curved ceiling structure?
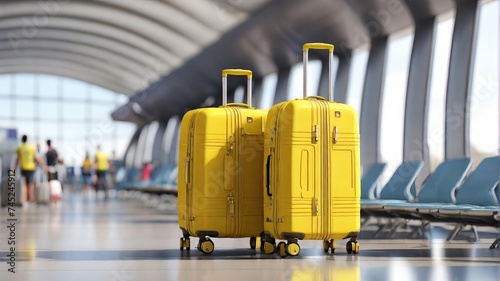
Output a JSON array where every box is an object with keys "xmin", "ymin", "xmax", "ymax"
[
  {"xmin": 112, "ymin": 0, "xmax": 454, "ymax": 123},
  {"xmin": 0, "ymin": 0, "xmax": 455, "ymax": 124},
  {"xmin": 0, "ymin": 0, "xmax": 269, "ymax": 95}
]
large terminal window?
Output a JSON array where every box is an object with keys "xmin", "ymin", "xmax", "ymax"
[
  {"xmin": 427, "ymin": 15, "xmax": 455, "ymax": 171},
  {"xmin": 259, "ymin": 73, "xmax": 278, "ymax": 109},
  {"xmin": 288, "ymin": 60, "xmax": 322, "ymax": 99},
  {"xmin": 469, "ymin": 1, "xmax": 499, "ymax": 166},
  {"xmin": 379, "ymin": 31, "xmax": 414, "ymax": 182},
  {"xmin": 346, "ymin": 48, "xmax": 369, "ymax": 119},
  {"xmin": 0, "ymin": 74, "xmax": 136, "ymax": 165}
]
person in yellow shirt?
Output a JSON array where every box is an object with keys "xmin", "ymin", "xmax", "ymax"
[
  {"xmin": 94, "ymin": 145, "xmax": 110, "ymax": 199},
  {"xmin": 14, "ymin": 135, "xmax": 46, "ymax": 204},
  {"xmin": 82, "ymin": 152, "xmax": 93, "ymax": 191}
]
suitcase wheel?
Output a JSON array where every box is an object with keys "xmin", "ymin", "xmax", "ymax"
[
  {"xmin": 263, "ymin": 241, "xmax": 276, "ymax": 255},
  {"xmin": 185, "ymin": 237, "xmax": 190, "ymax": 250},
  {"xmin": 250, "ymin": 237, "xmax": 259, "ymax": 250},
  {"xmin": 346, "ymin": 241, "xmax": 359, "ymax": 254},
  {"xmin": 277, "ymin": 242, "xmax": 287, "ymax": 258},
  {"xmin": 180, "ymin": 238, "xmax": 185, "ymax": 251},
  {"xmin": 286, "ymin": 242, "xmax": 300, "ymax": 257},
  {"xmin": 323, "ymin": 239, "xmax": 335, "ymax": 254},
  {"xmin": 197, "ymin": 237, "xmax": 214, "ymax": 254}
]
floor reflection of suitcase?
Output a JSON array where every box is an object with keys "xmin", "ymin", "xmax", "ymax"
[
  {"xmin": 178, "ymin": 69, "xmax": 267, "ymax": 254},
  {"xmin": 262, "ymin": 43, "xmax": 361, "ymax": 257},
  {"xmin": 35, "ymin": 169, "xmax": 50, "ymax": 205},
  {"xmin": 49, "ymin": 179, "xmax": 62, "ymax": 202}
]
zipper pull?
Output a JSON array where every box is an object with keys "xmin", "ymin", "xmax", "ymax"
[{"xmin": 313, "ymin": 198, "xmax": 319, "ymax": 216}]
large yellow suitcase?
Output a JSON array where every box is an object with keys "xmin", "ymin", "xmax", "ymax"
[
  {"xmin": 262, "ymin": 43, "xmax": 361, "ymax": 257},
  {"xmin": 178, "ymin": 69, "xmax": 267, "ymax": 254}
]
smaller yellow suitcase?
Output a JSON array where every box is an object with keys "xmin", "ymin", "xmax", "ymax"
[
  {"xmin": 262, "ymin": 43, "xmax": 361, "ymax": 257},
  {"xmin": 178, "ymin": 69, "xmax": 267, "ymax": 254}
]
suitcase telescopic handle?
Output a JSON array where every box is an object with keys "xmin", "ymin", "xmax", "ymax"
[
  {"xmin": 222, "ymin": 69, "xmax": 253, "ymax": 107},
  {"xmin": 303, "ymin": 43, "xmax": 334, "ymax": 101}
]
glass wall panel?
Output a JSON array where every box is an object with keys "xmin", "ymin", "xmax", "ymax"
[
  {"xmin": 0, "ymin": 75, "xmax": 11, "ymax": 95},
  {"xmin": 260, "ymin": 73, "xmax": 278, "ymax": 109},
  {"xmin": 39, "ymin": 75, "xmax": 59, "ymax": 98},
  {"xmin": 379, "ymin": 32, "xmax": 414, "ymax": 183},
  {"xmin": 346, "ymin": 49, "xmax": 369, "ymax": 118},
  {"xmin": 14, "ymin": 74, "xmax": 35, "ymax": 97},
  {"xmin": 61, "ymin": 78, "xmax": 87, "ymax": 100},
  {"xmin": 288, "ymin": 60, "xmax": 322, "ymax": 100},
  {"xmin": 39, "ymin": 100, "xmax": 59, "ymax": 121},
  {"xmin": 62, "ymin": 101, "xmax": 86, "ymax": 121},
  {"xmin": 427, "ymin": 16, "xmax": 455, "ymax": 171},
  {"xmin": 469, "ymin": 1, "xmax": 499, "ymax": 166},
  {"xmin": 15, "ymin": 98, "xmax": 36, "ymax": 119},
  {"xmin": 0, "ymin": 97, "xmax": 11, "ymax": 118}
]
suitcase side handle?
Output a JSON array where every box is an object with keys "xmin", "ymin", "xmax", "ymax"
[
  {"xmin": 222, "ymin": 69, "xmax": 253, "ymax": 107},
  {"xmin": 266, "ymin": 155, "xmax": 272, "ymax": 197},
  {"xmin": 302, "ymin": 43, "xmax": 334, "ymax": 101}
]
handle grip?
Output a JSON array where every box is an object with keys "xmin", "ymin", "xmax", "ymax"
[
  {"xmin": 303, "ymin": 43, "xmax": 335, "ymax": 101},
  {"xmin": 222, "ymin": 69, "xmax": 253, "ymax": 107},
  {"xmin": 303, "ymin": 43, "xmax": 334, "ymax": 52},
  {"xmin": 266, "ymin": 155, "xmax": 272, "ymax": 197},
  {"xmin": 222, "ymin": 69, "xmax": 253, "ymax": 79}
]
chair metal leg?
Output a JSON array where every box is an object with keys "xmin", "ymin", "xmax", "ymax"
[
  {"xmin": 408, "ymin": 221, "xmax": 429, "ymax": 238},
  {"xmin": 386, "ymin": 221, "xmax": 405, "ymax": 238},
  {"xmin": 469, "ymin": 225, "xmax": 479, "ymax": 243},
  {"xmin": 374, "ymin": 224, "xmax": 387, "ymax": 237},
  {"xmin": 489, "ymin": 238, "xmax": 500, "ymax": 249},
  {"xmin": 446, "ymin": 224, "xmax": 463, "ymax": 241}
]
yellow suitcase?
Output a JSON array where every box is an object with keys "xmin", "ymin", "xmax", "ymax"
[
  {"xmin": 262, "ymin": 43, "xmax": 361, "ymax": 257},
  {"xmin": 178, "ymin": 69, "xmax": 267, "ymax": 254}
]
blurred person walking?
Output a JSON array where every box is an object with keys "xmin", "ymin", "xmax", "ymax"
[
  {"xmin": 13, "ymin": 135, "xmax": 46, "ymax": 205},
  {"xmin": 45, "ymin": 139, "xmax": 62, "ymax": 181},
  {"xmin": 95, "ymin": 145, "xmax": 110, "ymax": 200},
  {"xmin": 82, "ymin": 152, "xmax": 93, "ymax": 194}
]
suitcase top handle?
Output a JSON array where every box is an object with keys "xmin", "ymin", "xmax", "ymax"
[
  {"xmin": 303, "ymin": 43, "xmax": 335, "ymax": 102},
  {"xmin": 222, "ymin": 69, "xmax": 253, "ymax": 107}
]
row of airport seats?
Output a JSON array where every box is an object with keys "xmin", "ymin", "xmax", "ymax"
[
  {"xmin": 361, "ymin": 156, "xmax": 500, "ymax": 249},
  {"xmin": 114, "ymin": 165, "xmax": 178, "ymax": 196}
]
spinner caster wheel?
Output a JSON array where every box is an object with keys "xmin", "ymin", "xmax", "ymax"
[
  {"xmin": 346, "ymin": 241, "xmax": 353, "ymax": 254},
  {"xmin": 185, "ymin": 237, "xmax": 190, "ymax": 250},
  {"xmin": 286, "ymin": 242, "xmax": 300, "ymax": 257},
  {"xmin": 352, "ymin": 241, "xmax": 359, "ymax": 254},
  {"xmin": 197, "ymin": 237, "xmax": 214, "ymax": 254},
  {"xmin": 180, "ymin": 237, "xmax": 185, "ymax": 251},
  {"xmin": 277, "ymin": 242, "xmax": 287, "ymax": 258},
  {"xmin": 259, "ymin": 237, "xmax": 265, "ymax": 252},
  {"xmin": 263, "ymin": 241, "xmax": 276, "ymax": 255},
  {"xmin": 346, "ymin": 241, "xmax": 359, "ymax": 254},
  {"xmin": 250, "ymin": 237, "xmax": 261, "ymax": 250},
  {"xmin": 323, "ymin": 240, "xmax": 330, "ymax": 253}
]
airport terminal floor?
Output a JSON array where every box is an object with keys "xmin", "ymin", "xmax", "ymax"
[{"xmin": 1, "ymin": 187, "xmax": 499, "ymax": 281}]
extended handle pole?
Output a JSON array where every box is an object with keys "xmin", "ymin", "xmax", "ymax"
[
  {"xmin": 222, "ymin": 69, "xmax": 253, "ymax": 106},
  {"xmin": 303, "ymin": 43, "xmax": 334, "ymax": 102}
]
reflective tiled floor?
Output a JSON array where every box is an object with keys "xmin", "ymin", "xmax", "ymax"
[{"xmin": 0, "ymin": 188, "xmax": 499, "ymax": 281}]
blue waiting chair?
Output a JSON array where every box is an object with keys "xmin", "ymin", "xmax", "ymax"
[
  {"xmin": 383, "ymin": 157, "xmax": 472, "ymax": 220},
  {"xmin": 361, "ymin": 163, "xmax": 387, "ymax": 200},
  {"xmin": 361, "ymin": 161, "xmax": 423, "ymax": 217},
  {"xmin": 432, "ymin": 156, "xmax": 499, "ymax": 225}
]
